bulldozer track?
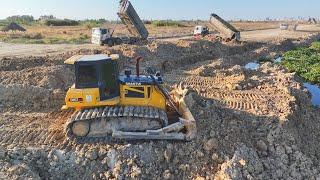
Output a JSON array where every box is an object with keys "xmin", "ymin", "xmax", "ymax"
[
  {"xmin": 0, "ymin": 105, "xmax": 186, "ymax": 151},
  {"xmin": 66, "ymin": 105, "xmax": 169, "ymax": 144}
]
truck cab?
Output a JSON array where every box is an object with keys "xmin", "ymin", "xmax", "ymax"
[
  {"xmin": 193, "ymin": 26, "xmax": 209, "ymax": 37},
  {"xmin": 91, "ymin": 28, "xmax": 112, "ymax": 45}
]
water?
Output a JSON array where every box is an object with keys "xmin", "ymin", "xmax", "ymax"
[
  {"xmin": 304, "ymin": 83, "xmax": 320, "ymax": 106},
  {"xmin": 274, "ymin": 57, "xmax": 283, "ymax": 63},
  {"xmin": 245, "ymin": 62, "xmax": 260, "ymax": 70}
]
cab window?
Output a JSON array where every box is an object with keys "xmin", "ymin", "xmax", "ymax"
[
  {"xmin": 101, "ymin": 29, "xmax": 107, "ymax": 34},
  {"xmin": 77, "ymin": 65, "xmax": 97, "ymax": 87}
]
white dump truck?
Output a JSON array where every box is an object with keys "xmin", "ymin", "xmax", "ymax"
[{"xmin": 92, "ymin": 0, "xmax": 149, "ymax": 46}]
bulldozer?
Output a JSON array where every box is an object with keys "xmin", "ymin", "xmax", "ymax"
[{"xmin": 62, "ymin": 54, "xmax": 196, "ymax": 142}]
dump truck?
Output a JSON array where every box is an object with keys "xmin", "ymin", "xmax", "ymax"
[
  {"xmin": 91, "ymin": 0, "xmax": 149, "ymax": 46},
  {"xmin": 209, "ymin": 13, "xmax": 240, "ymax": 41},
  {"xmin": 62, "ymin": 54, "xmax": 196, "ymax": 142}
]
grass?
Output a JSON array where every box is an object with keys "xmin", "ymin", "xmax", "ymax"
[
  {"xmin": 282, "ymin": 41, "xmax": 320, "ymax": 84},
  {"xmin": 0, "ymin": 32, "xmax": 90, "ymax": 44},
  {"xmin": 0, "ymin": 25, "xmax": 92, "ymax": 44},
  {"xmin": 151, "ymin": 20, "xmax": 186, "ymax": 27},
  {"xmin": 0, "ymin": 21, "xmax": 8, "ymax": 27},
  {"xmin": 81, "ymin": 20, "xmax": 104, "ymax": 30}
]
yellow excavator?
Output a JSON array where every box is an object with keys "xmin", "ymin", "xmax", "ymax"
[{"xmin": 62, "ymin": 54, "xmax": 196, "ymax": 142}]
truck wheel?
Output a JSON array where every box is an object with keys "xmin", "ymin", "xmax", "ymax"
[
  {"xmin": 115, "ymin": 38, "xmax": 122, "ymax": 45},
  {"xmin": 107, "ymin": 40, "xmax": 114, "ymax": 47}
]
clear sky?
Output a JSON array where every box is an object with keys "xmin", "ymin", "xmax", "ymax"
[{"xmin": 0, "ymin": 0, "xmax": 319, "ymax": 20}]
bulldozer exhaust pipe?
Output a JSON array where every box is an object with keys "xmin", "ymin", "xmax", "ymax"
[{"xmin": 135, "ymin": 56, "xmax": 143, "ymax": 77}]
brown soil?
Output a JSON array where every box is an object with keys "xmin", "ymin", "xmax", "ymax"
[{"xmin": 0, "ymin": 33, "xmax": 320, "ymax": 179}]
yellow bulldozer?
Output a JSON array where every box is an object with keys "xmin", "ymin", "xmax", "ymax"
[{"xmin": 62, "ymin": 54, "xmax": 196, "ymax": 142}]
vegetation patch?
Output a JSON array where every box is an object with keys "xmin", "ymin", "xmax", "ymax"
[
  {"xmin": 0, "ymin": 20, "xmax": 9, "ymax": 27},
  {"xmin": 0, "ymin": 33, "xmax": 90, "ymax": 44},
  {"xmin": 6, "ymin": 15, "xmax": 34, "ymax": 25},
  {"xmin": 81, "ymin": 19, "xmax": 107, "ymax": 29},
  {"xmin": 42, "ymin": 19, "xmax": 80, "ymax": 26},
  {"xmin": 282, "ymin": 41, "xmax": 320, "ymax": 84},
  {"xmin": 151, "ymin": 20, "xmax": 186, "ymax": 27}
]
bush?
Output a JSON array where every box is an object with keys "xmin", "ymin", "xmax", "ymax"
[
  {"xmin": 152, "ymin": 20, "xmax": 186, "ymax": 27},
  {"xmin": 0, "ymin": 20, "xmax": 8, "ymax": 27},
  {"xmin": 311, "ymin": 41, "xmax": 320, "ymax": 52},
  {"xmin": 43, "ymin": 19, "xmax": 80, "ymax": 26},
  {"xmin": 6, "ymin": 15, "xmax": 34, "ymax": 25},
  {"xmin": 81, "ymin": 19, "xmax": 106, "ymax": 29},
  {"xmin": 83, "ymin": 21, "xmax": 100, "ymax": 30},
  {"xmin": 282, "ymin": 44, "xmax": 320, "ymax": 84}
]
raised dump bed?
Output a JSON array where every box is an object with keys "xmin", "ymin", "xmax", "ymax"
[
  {"xmin": 118, "ymin": 0, "xmax": 149, "ymax": 39},
  {"xmin": 210, "ymin": 13, "xmax": 240, "ymax": 41}
]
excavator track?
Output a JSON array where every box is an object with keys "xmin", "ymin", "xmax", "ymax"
[{"xmin": 65, "ymin": 105, "xmax": 189, "ymax": 143}]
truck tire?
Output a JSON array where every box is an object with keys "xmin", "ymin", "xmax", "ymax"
[
  {"xmin": 115, "ymin": 38, "xmax": 123, "ymax": 45},
  {"xmin": 107, "ymin": 39, "xmax": 114, "ymax": 47}
]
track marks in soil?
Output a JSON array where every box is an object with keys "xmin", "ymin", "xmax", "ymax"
[
  {"xmin": 0, "ymin": 110, "xmax": 75, "ymax": 149},
  {"xmin": 166, "ymin": 74, "xmax": 290, "ymax": 115}
]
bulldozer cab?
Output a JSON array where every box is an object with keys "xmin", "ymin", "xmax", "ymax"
[{"xmin": 67, "ymin": 55, "xmax": 120, "ymax": 101}]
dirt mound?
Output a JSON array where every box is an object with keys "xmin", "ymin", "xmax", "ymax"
[
  {"xmin": 0, "ymin": 84, "xmax": 64, "ymax": 111},
  {"xmin": 0, "ymin": 65, "xmax": 74, "ymax": 90},
  {"xmin": 215, "ymin": 144, "xmax": 264, "ymax": 179}
]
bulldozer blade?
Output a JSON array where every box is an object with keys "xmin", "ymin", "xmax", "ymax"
[
  {"xmin": 112, "ymin": 131, "xmax": 186, "ymax": 140},
  {"xmin": 171, "ymin": 87, "xmax": 197, "ymax": 141}
]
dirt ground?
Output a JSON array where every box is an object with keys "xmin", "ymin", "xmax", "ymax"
[
  {"xmin": 1, "ymin": 23, "xmax": 320, "ymax": 179},
  {"xmin": 1, "ymin": 23, "xmax": 319, "ymax": 57}
]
